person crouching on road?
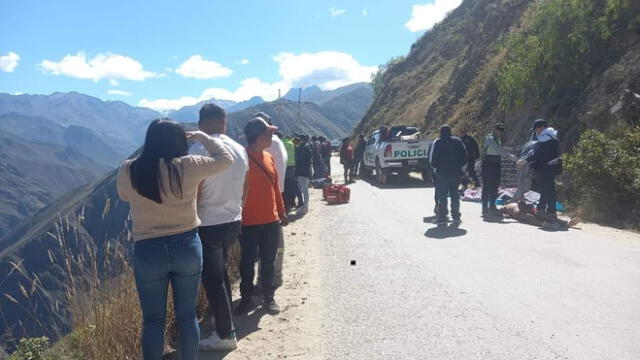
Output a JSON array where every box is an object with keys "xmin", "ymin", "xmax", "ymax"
[
  {"xmin": 339, "ymin": 137, "xmax": 355, "ymax": 184},
  {"xmin": 117, "ymin": 119, "xmax": 233, "ymax": 360},
  {"xmin": 527, "ymin": 119, "xmax": 562, "ymax": 225},
  {"xmin": 190, "ymin": 104, "xmax": 247, "ymax": 351},
  {"xmin": 236, "ymin": 117, "xmax": 289, "ymax": 316},
  {"xmin": 430, "ymin": 124, "xmax": 468, "ymax": 223}
]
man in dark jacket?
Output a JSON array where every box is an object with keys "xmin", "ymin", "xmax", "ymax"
[
  {"xmin": 430, "ymin": 124, "xmax": 468, "ymax": 223},
  {"xmin": 295, "ymin": 135, "xmax": 313, "ymax": 215},
  {"xmin": 527, "ymin": 119, "xmax": 561, "ymax": 223},
  {"xmin": 319, "ymin": 136, "xmax": 332, "ymax": 176},
  {"xmin": 459, "ymin": 128, "xmax": 480, "ymax": 190},
  {"xmin": 353, "ymin": 134, "xmax": 366, "ymax": 176}
]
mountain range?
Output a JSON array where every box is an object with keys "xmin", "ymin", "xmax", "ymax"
[{"xmin": 0, "ymin": 82, "xmax": 372, "ymax": 348}]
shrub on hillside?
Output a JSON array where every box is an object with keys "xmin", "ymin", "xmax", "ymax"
[
  {"xmin": 565, "ymin": 128, "xmax": 640, "ymax": 227},
  {"xmin": 8, "ymin": 337, "xmax": 52, "ymax": 360}
]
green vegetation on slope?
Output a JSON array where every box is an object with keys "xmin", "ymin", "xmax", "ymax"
[
  {"xmin": 497, "ymin": 0, "xmax": 639, "ymax": 112},
  {"xmin": 565, "ymin": 127, "xmax": 640, "ymax": 227}
]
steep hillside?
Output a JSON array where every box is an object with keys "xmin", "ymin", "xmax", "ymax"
[
  {"xmin": 319, "ymin": 84, "xmax": 373, "ymax": 132},
  {"xmin": 0, "ymin": 92, "xmax": 160, "ymax": 154},
  {"xmin": 357, "ymin": 0, "xmax": 640, "ymax": 150},
  {"xmin": 0, "ymin": 170, "xmax": 129, "ymax": 348},
  {"xmin": 0, "ymin": 135, "xmax": 107, "ymax": 239}
]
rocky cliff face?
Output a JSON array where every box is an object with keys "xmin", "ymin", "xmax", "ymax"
[{"xmin": 357, "ymin": 0, "xmax": 640, "ymax": 150}]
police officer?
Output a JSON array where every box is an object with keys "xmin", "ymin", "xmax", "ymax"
[{"xmin": 481, "ymin": 123, "xmax": 515, "ymax": 219}]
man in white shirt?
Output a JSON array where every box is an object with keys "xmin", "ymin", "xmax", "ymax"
[
  {"xmin": 192, "ymin": 104, "xmax": 248, "ymax": 351},
  {"xmin": 254, "ymin": 112, "xmax": 287, "ymax": 289}
]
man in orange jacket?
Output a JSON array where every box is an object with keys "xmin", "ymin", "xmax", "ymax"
[{"xmin": 235, "ymin": 117, "xmax": 289, "ymax": 316}]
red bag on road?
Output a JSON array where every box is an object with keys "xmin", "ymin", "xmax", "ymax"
[{"xmin": 324, "ymin": 184, "xmax": 351, "ymax": 205}]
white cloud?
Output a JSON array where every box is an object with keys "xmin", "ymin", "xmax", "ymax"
[
  {"xmin": 109, "ymin": 79, "xmax": 119, "ymax": 86},
  {"xmin": 405, "ymin": 0, "xmax": 463, "ymax": 32},
  {"xmin": 240, "ymin": 59, "xmax": 250, "ymax": 65},
  {"xmin": 39, "ymin": 52, "xmax": 157, "ymax": 81},
  {"xmin": 0, "ymin": 52, "xmax": 20, "ymax": 72},
  {"xmin": 13, "ymin": 91, "xmax": 24, "ymax": 95},
  {"xmin": 175, "ymin": 55, "xmax": 233, "ymax": 79},
  {"xmin": 362, "ymin": 9, "xmax": 368, "ymax": 17},
  {"xmin": 108, "ymin": 89, "xmax": 132, "ymax": 96},
  {"xmin": 329, "ymin": 7, "xmax": 346, "ymax": 17},
  {"xmin": 139, "ymin": 51, "xmax": 376, "ymax": 111}
]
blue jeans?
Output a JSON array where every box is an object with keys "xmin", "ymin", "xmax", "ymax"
[{"xmin": 134, "ymin": 230, "xmax": 203, "ymax": 360}]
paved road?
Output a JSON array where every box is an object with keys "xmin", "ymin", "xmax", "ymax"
[
  {"xmin": 310, "ymin": 170, "xmax": 640, "ymax": 359},
  {"xmin": 198, "ymin": 161, "xmax": 640, "ymax": 360}
]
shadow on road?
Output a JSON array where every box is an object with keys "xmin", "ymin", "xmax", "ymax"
[
  {"xmin": 424, "ymin": 223, "xmax": 468, "ymax": 239},
  {"xmin": 360, "ymin": 174, "xmax": 433, "ymax": 190}
]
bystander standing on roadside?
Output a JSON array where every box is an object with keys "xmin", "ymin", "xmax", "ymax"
[
  {"xmin": 353, "ymin": 134, "xmax": 366, "ymax": 177},
  {"xmin": 190, "ymin": 104, "xmax": 247, "ymax": 351},
  {"xmin": 117, "ymin": 119, "xmax": 233, "ymax": 360},
  {"xmin": 430, "ymin": 124, "xmax": 468, "ymax": 223},
  {"xmin": 527, "ymin": 119, "xmax": 562, "ymax": 227},
  {"xmin": 459, "ymin": 127, "xmax": 480, "ymax": 191},
  {"xmin": 235, "ymin": 118, "xmax": 289, "ymax": 316},
  {"xmin": 339, "ymin": 137, "xmax": 355, "ymax": 184},
  {"xmin": 295, "ymin": 135, "xmax": 313, "ymax": 216}
]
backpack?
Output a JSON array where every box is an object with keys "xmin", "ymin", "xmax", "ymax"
[{"xmin": 323, "ymin": 184, "xmax": 351, "ymax": 205}]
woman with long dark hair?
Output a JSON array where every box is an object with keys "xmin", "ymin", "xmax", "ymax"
[{"xmin": 117, "ymin": 118, "xmax": 232, "ymax": 360}]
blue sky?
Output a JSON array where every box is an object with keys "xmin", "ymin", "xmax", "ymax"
[{"xmin": 0, "ymin": 0, "xmax": 462, "ymax": 111}]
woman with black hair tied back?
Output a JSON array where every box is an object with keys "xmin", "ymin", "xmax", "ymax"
[{"xmin": 116, "ymin": 118, "xmax": 233, "ymax": 360}]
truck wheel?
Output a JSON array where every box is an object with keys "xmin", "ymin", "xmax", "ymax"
[
  {"xmin": 375, "ymin": 158, "xmax": 387, "ymax": 185},
  {"xmin": 421, "ymin": 168, "xmax": 433, "ymax": 184}
]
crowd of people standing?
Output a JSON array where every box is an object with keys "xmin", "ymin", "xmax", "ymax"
[
  {"xmin": 117, "ymin": 104, "xmax": 338, "ymax": 359},
  {"xmin": 429, "ymin": 119, "xmax": 564, "ymax": 228}
]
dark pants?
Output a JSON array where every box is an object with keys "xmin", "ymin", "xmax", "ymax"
[
  {"xmin": 435, "ymin": 174, "xmax": 461, "ymax": 220},
  {"xmin": 481, "ymin": 161, "xmax": 501, "ymax": 213},
  {"xmin": 324, "ymin": 156, "xmax": 331, "ymax": 176},
  {"xmin": 239, "ymin": 222, "xmax": 280, "ymax": 301},
  {"xmin": 198, "ymin": 221, "xmax": 240, "ymax": 339},
  {"xmin": 353, "ymin": 156, "xmax": 364, "ymax": 176},
  {"xmin": 462, "ymin": 161, "xmax": 480, "ymax": 189},
  {"xmin": 536, "ymin": 169, "xmax": 557, "ymax": 216},
  {"xmin": 283, "ymin": 166, "xmax": 298, "ymax": 210},
  {"xmin": 343, "ymin": 162, "xmax": 354, "ymax": 183}
]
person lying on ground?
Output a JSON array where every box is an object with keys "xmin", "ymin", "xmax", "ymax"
[{"xmin": 501, "ymin": 202, "xmax": 581, "ymax": 231}]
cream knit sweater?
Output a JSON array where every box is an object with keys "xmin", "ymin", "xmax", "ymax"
[{"xmin": 117, "ymin": 135, "xmax": 233, "ymax": 241}]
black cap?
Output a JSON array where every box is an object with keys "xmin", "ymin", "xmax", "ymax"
[
  {"xmin": 495, "ymin": 123, "xmax": 505, "ymax": 131},
  {"xmin": 244, "ymin": 117, "xmax": 277, "ymax": 139},
  {"xmin": 440, "ymin": 124, "xmax": 452, "ymax": 136},
  {"xmin": 530, "ymin": 119, "xmax": 547, "ymax": 131},
  {"xmin": 253, "ymin": 112, "xmax": 272, "ymax": 124}
]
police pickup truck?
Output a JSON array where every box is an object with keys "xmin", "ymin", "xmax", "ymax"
[{"xmin": 362, "ymin": 126, "xmax": 433, "ymax": 184}]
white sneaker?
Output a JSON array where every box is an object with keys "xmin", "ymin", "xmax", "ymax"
[{"xmin": 199, "ymin": 332, "xmax": 238, "ymax": 351}]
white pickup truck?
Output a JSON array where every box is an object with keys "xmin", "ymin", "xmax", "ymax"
[{"xmin": 362, "ymin": 126, "xmax": 433, "ymax": 184}]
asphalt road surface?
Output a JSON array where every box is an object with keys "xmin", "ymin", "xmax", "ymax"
[{"xmin": 200, "ymin": 161, "xmax": 640, "ymax": 360}]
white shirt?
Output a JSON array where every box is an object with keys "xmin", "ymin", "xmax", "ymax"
[
  {"xmin": 190, "ymin": 134, "xmax": 248, "ymax": 226},
  {"xmin": 266, "ymin": 135, "xmax": 287, "ymax": 192}
]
